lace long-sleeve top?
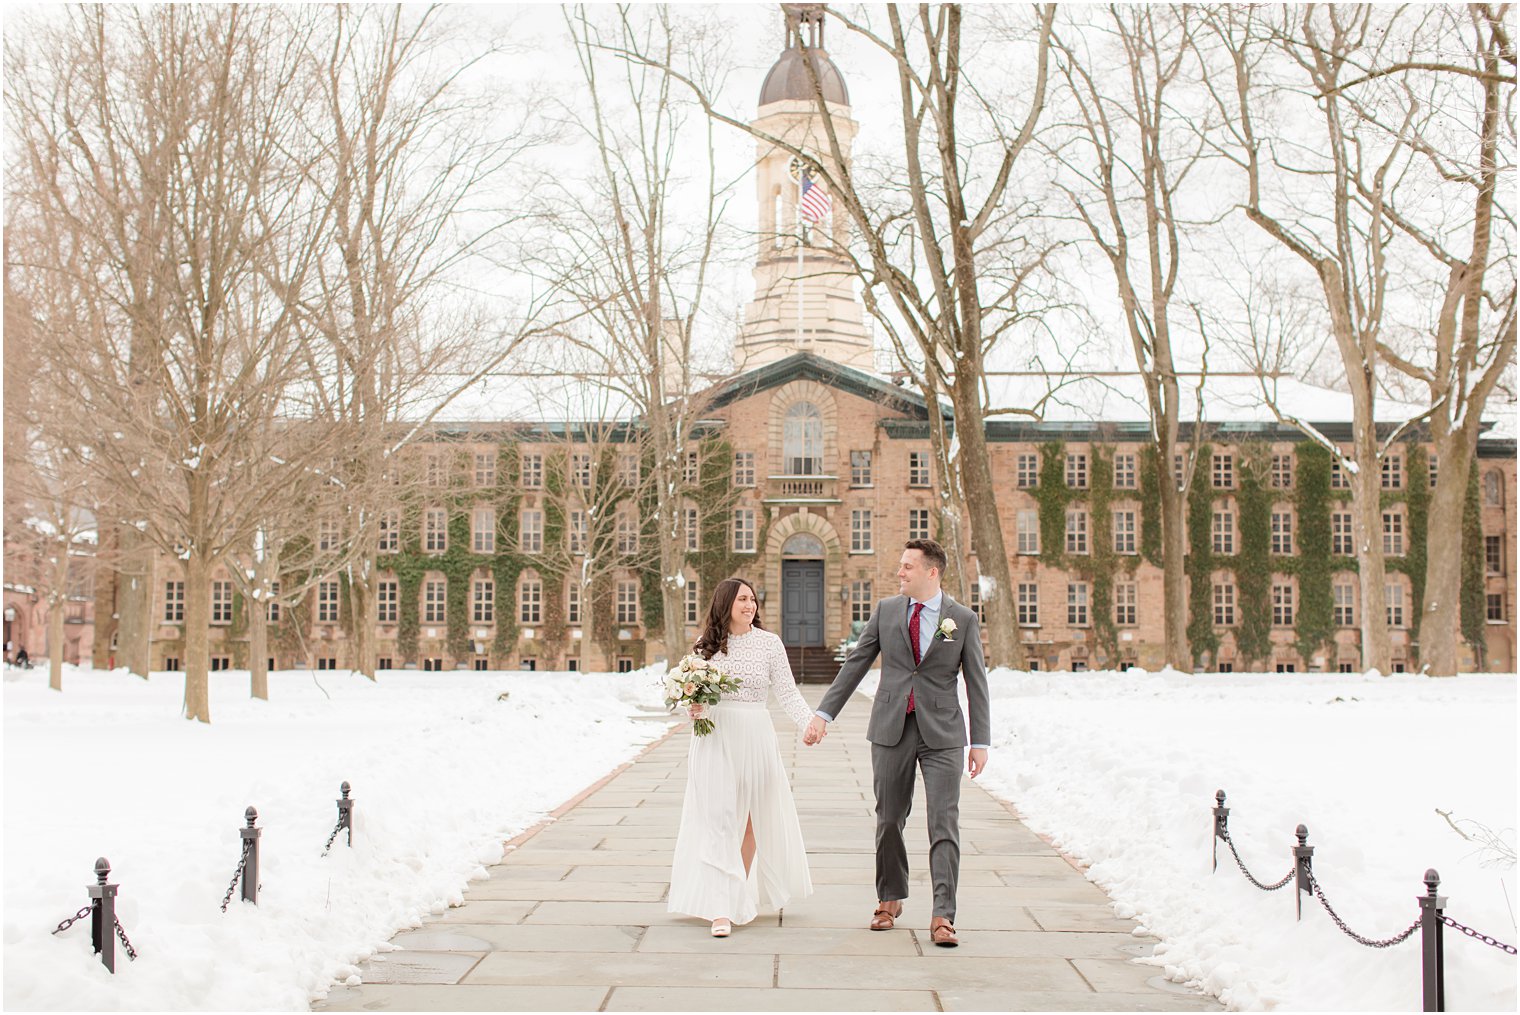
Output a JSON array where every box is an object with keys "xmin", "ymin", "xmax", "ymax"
[{"xmin": 707, "ymin": 627, "xmax": 814, "ymax": 730}]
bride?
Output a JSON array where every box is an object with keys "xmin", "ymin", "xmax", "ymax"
[{"xmin": 667, "ymin": 577, "xmax": 816, "ymax": 937}]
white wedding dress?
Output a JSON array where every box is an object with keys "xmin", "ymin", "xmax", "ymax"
[{"xmin": 667, "ymin": 627, "xmax": 814, "ymax": 925}]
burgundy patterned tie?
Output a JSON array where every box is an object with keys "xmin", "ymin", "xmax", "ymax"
[{"xmin": 907, "ymin": 602, "xmax": 924, "ymax": 714}]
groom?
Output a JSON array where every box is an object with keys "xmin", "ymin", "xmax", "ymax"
[{"xmin": 804, "ymin": 538, "xmax": 990, "ymax": 947}]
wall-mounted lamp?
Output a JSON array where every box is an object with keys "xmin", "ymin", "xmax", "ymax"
[
  {"xmin": 838, "ymin": 587, "xmax": 850, "ymax": 602},
  {"xmin": 756, "ymin": 586, "xmax": 767, "ymax": 604}
]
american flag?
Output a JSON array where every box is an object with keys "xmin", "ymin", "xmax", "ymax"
[{"xmin": 799, "ymin": 172, "xmax": 832, "ymax": 223}]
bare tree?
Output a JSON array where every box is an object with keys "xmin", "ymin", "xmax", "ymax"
[
  {"xmin": 6, "ymin": 6, "xmax": 350, "ymax": 721},
  {"xmin": 553, "ymin": 5, "xmax": 734, "ymax": 661},
  {"xmin": 1048, "ymin": 5, "xmax": 1218, "ymax": 669},
  {"xmin": 625, "ymin": 3, "xmax": 1060, "ymax": 668}
]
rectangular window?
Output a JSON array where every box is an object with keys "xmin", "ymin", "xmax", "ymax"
[
  {"xmin": 568, "ymin": 510, "xmax": 587, "ymax": 555},
  {"xmin": 208, "ymin": 656, "xmax": 232, "ymax": 672},
  {"xmin": 1276, "ymin": 662, "xmax": 1297, "ymax": 674},
  {"xmin": 1213, "ymin": 453, "xmax": 1234, "ymax": 489},
  {"xmin": 615, "ymin": 580, "xmax": 639, "ymax": 625},
  {"xmin": 519, "ymin": 578, "xmax": 541, "ymax": 625},
  {"xmin": 377, "ymin": 580, "xmax": 398, "ymax": 624},
  {"xmin": 473, "ymin": 507, "xmax": 496, "ymax": 554},
  {"xmin": 571, "ymin": 453, "xmax": 592, "ymax": 488},
  {"xmin": 968, "ymin": 580, "xmax": 983, "ymax": 622},
  {"xmin": 908, "ymin": 508, "xmax": 931, "ymax": 542},
  {"xmin": 1016, "ymin": 453, "xmax": 1039, "ymax": 489},
  {"xmin": 473, "ymin": 578, "xmax": 494, "ymax": 624},
  {"xmin": 616, "ymin": 514, "xmax": 639, "ymax": 556},
  {"xmin": 1333, "ymin": 582, "xmax": 1355, "ymax": 627},
  {"xmin": 617, "ymin": 657, "xmax": 634, "ymax": 673},
  {"xmin": 733, "ymin": 508, "xmax": 756, "ymax": 552},
  {"xmin": 1487, "ymin": 592, "xmax": 1506, "ymax": 623},
  {"xmin": 1331, "ymin": 458, "xmax": 1350, "ymax": 490},
  {"xmin": 266, "ymin": 582, "xmax": 281, "ymax": 623},
  {"xmin": 1333, "ymin": 512, "xmax": 1355, "ymax": 555},
  {"xmin": 851, "ymin": 509, "xmax": 873, "ymax": 553},
  {"xmin": 520, "ymin": 453, "xmax": 543, "ymax": 489},
  {"xmin": 684, "ymin": 507, "xmax": 700, "ymax": 552},
  {"xmin": 210, "ymin": 580, "xmax": 233, "ymax": 624},
  {"xmin": 681, "ymin": 451, "xmax": 698, "ymax": 484},
  {"xmin": 424, "ymin": 579, "xmax": 446, "ymax": 624},
  {"xmin": 850, "ymin": 450, "xmax": 872, "ymax": 487},
  {"xmin": 1065, "ymin": 509, "xmax": 1089, "ymax": 554},
  {"xmin": 475, "ymin": 452, "xmax": 497, "ymax": 487},
  {"xmin": 1017, "ymin": 582, "xmax": 1039, "ymax": 626},
  {"xmin": 1067, "ymin": 582, "xmax": 1090, "ymax": 627},
  {"xmin": 1273, "ymin": 583, "xmax": 1295, "ymax": 627},
  {"xmin": 1113, "ymin": 510, "xmax": 1136, "ymax": 555},
  {"xmin": 850, "ymin": 581, "xmax": 875, "ymax": 624},
  {"xmin": 1016, "ymin": 510, "xmax": 1040, "ymax": 555},
  {"xmin": 1214, "ymin": 582, "xmax": 1236, "ymax": 627},
  {"xmin": 1381, "ymin": 454, "xmax": 1403, "ymax": 490},
  {"xmin": 318, "ymin": 516, "xmax": 341, "ymax": 552},
  {"xmin": 1066, "ymin": 453, "xmax": 1088, "ymax": 489},
  {"xmin": 734, "ymin": 451, "xmax": 756, "ymax": 487},
  {"xmin": 474, "ymin": 658, "xmax": 489, "ymax": 671},
  {"xmin": 317, "ymin": 579, "xmax": 341, "ymax": 624},
  {"xmin": 1271, "ymin": 454, "xmax": 1294, "ymax": 490},
  {"xmin": 378, "ymin": 510, "xmax": 400, "ymax": 553},
  {"xmin": 1428, "ymin": 453, "xmax": 1438, "ymax": 488},
  {"xmin": 424, "ymin": 508, "xmax": 448, "ymax": 552},
  {"xmin": 619, "ymin": 451, "xmax": 641, "ymax": 488},
  {"xmin": 566, "ymin": 581, "xmax": 581, "ymax": 625},
  {"xmin": 1113, "ymin": 453, "xmax": 1137, "ymax": 489},
  {"xmin": 566, "ymin": 658, "xmax": 579, "ymax": 672},
  {"xmin": 908, "ymin": 451, "xmax": 931, "ymax": 488},
  {"xmin": 377, "ymin": 657, "xmax": 393, "ymax": 671},
  {"xmin": 1386, "ymin": 583, "xmax": 1405, "ymax": 628},
  {"xmin": 1174, "ymin": 453, "xmax": 1185, "ymax": 487},
  {"xmin": 1114, "ymin": 582, "xmax": 1137, "ymax": 626},
  {"xmin": 1382, "ymin": 511, "xmax": 1404, "ymax": 556},
  {"xmin": 1212, "ymin": 511, "xmax": 1235, "ymax": 555},
  {"xmin": 1271, "ymin": 511, "xmax": 1294, "ymax": 555},
  {"xmin": 521, "ymin": 510, "xmax": 543, "ymax": 554},
  {"xmin": 1485, "ymin": 535, "xmax": 1504, "ymax": 576},
  {"xmin": 685, "ymin": 579, "xmax": 700, "ymax": 626},
  {"xmin": 426, "ymin": 452, "xmax": 445, "ymax": 487}
]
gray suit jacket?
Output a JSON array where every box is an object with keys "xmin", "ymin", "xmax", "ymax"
[{"xmin": 818, "ymin": 593, "xmax": 990, "ymax": 749}]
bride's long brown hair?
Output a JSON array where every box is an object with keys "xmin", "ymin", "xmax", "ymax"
[{"xmin": 693, "ymin": 577, "xmax": 765, "ymax": 660}]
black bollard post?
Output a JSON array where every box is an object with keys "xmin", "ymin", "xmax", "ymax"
[
  {"xmin": 242, "ymin": 807, "xmax": 261, "ymax": 905},
  {"xmin": 87, "ymin": 857, "xmax": 118, "ymax": 973},
  {"xmin": 338, "ymin": 781, "xmax": 353, "ymax": 848},
  {"xmin": 1419, "ymin": 868, "xmax": 1447, "ymax": 1012},
  {"xmin": 1293, "ymin": 824, "xmax": 1314, "ymax": 921},
  {"xmin": 1212, "ymin": 790, "xmax": 1230, "ymax": 873}
]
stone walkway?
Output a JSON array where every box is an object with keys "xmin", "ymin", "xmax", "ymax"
[{"xmin": 316, "ymin": 689, "xmax": 1221, "ymax": 1012}]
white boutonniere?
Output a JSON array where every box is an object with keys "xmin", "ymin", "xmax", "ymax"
[{"xmin": 935, "ymin": 617, "xmax": 956, "ymax": 642}]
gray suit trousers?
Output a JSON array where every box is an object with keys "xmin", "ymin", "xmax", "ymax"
[{"xmin": 872, "ymin": 711, "xmax": 962, "ymax": 921}]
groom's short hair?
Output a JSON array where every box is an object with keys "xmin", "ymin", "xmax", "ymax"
[{"xmin": 904, "ymin": 538, "xmax": 947, "ymax": 577}]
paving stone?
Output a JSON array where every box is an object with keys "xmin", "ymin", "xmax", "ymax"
[
  {"xmin": 465, "ymin": 950, "xmax": 775, "ymax": 988},
  {"xmin": 481, "ymin": 864, "xmax": 571, "ymax": 882},
  {"xmin": 395, "ymin": 923, "xmax": 643, "ymax": 953},
  {"xmin": 604, "ymin": 986, "xmax": 939, "ymax": 1011},
  {"xmin": 1028, "ymin": 905, "xmax": 1141, "ymax": 933},
  {"xmin": 638, "ymin": 924, "xmax": 920, "ymax": 956},
  {"xmin": 354, "ymin": 950, "xmax": 482, "ymax": 984},
  {"xmin": 778, "ymin": 953, "xmax": 1090, "ymax": 992},
  {"xmin": 315, "ymin": 983, "xmax": 610, "ymax": 1011},
  {"xmin": 433, "ymin": 901, "xmax": 536, "ymax": 924},
  {"xmin": 939, "ymin": 989, "xmax": 1221, "ymax": 1012}
]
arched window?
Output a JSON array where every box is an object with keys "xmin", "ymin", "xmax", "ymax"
[
  {"xmin": 783, "ymin": 401, "xmax": 824, "ymax": 475},
  {"xmin": 781, "ymin": 532, "xmax": 825, "ymax": 558}
]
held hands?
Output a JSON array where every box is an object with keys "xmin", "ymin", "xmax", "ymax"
[
  {"xmin": 967, "ymin": 747, "xmax": 988, "ymax": 779},
  {"xmin": 687, "ymin": 703, "xmax": 707, "ymax": 720},
  {"xmin": 802, "ymin": 715, "xmax": 828, "ymax": 746}
]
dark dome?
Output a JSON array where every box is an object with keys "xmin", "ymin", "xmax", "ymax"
[{"xmin": 758, "ymin": 47, "xmax": 849, "ymax": 107}]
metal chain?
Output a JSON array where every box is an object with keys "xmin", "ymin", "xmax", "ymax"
[
  {"xmin": 1441, "ymin": 915, "xmax": 1518, "ymax": 955},
  {"xmin": 321, "ymin": 817, "xmax": 344, "ymax": 857},
  {"xmin": 220, "ymin": 840, "xmax": 251, "ymax": 913},
  {"xmin": 52, "ymin": 905, "xmax": 93, "ymax": 935},
  {"xmin": 1220, "ymin": 830, "xmax": 1295, "ymax": 891},
  {"xmin": 113, "ymin": 917, "xmax": 138, "ymax": 961},
  {"xmin": 1306, "ymin": 872, "xmax": 1421, "ymax": 948}
]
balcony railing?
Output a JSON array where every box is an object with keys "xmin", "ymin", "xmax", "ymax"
[{"xmin": 763, "ymin": 474, "xmax": 840, "ymax": 503}]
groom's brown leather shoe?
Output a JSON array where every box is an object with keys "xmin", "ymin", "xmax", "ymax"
[
  {"xmin": 869, "ymin": 900, "xmax": 902, "ymax": 931},
  {"xmin": 929, "ymin": 916, "xmax": 959, "ymax": 947}
]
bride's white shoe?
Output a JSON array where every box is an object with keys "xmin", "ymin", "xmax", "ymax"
[{"xmin": 710, "ymin": 918, "xmax": 733, "ymax": 937}]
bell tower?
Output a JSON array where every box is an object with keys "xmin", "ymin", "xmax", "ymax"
[{"xmin": 736, "ymin": 4, "xmax": 872, "ymax": 372}]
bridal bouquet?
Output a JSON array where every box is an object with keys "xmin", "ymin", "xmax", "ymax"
[{"xmin": 663, "ymin": 654, "xmax": 743, "ymax": 736}]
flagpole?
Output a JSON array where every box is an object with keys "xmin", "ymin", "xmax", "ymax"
[{"xmin": 796, "ymin": 170, "xmax": 805, "ymax": 350}]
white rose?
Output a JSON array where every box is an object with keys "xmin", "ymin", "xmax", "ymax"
[{"xmin": 940, "ymin": 618, "xmax": 957, "ymax": 633}]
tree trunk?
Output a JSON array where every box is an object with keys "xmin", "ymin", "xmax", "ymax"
[
  {"xmin": 1351, "ymin": 455, "xmax": 1391, "ymax": 673},
  {"xmin": 47, "ymin": 547, "xmax": 66, "ymax": 691},
  {"xmin": 91, "ymin": 526, "xmax": 119, "ymax": 670},
  {"xmin": 183, "ymin": 549, "xmax": 212, "ymax": 723},
  {"xmin": 1158, "ymin": 464, "xmax": 1191, "ymax": 670},
  {"xmin": 249, "ymin": 588, "xmax": 270, "ymax": 700},
  {"xmin": 1419, "ymin": 431, "xmax": 1471, "ymax": 677},
  {"xmin": 660, "ymin": 530, "xmax": 687, "ymax": 664},
  {"xmin": 116, "ymin": 523, "xmax": 153, "ymax": 678},
  {"xmin": 347, "ymin": 570, "xmax": 377, "ymax": 680},
  {"xmin": 949, "ymin": 382, "xmax": 1022, "ymax": 670}
]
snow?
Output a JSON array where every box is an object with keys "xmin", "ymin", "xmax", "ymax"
[
  {"xmin": 973, "ymin": 667, "xmax": 1517, "ymax": 1012},
  {"xmin": 3, "ymin": 664, "xmax": 674, "ymax": 1011}
]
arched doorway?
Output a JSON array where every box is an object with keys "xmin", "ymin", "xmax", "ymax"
[{"xmin": 780, "ymin": 532, "xmax": 825, "ymax": 648}]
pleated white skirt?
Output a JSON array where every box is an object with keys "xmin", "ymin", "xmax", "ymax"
[{"xmin": 667, "ymin": 701, "xmax": 813, "ymax": 925}]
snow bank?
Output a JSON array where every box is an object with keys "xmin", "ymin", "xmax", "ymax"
[
  {"xmin": 976, "ymin": 668, "xmax": 1517, "ymax": 1011},
  {"xmin": 3, "ymin": 664, "xmax": 673, "ymax": 1011}
]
